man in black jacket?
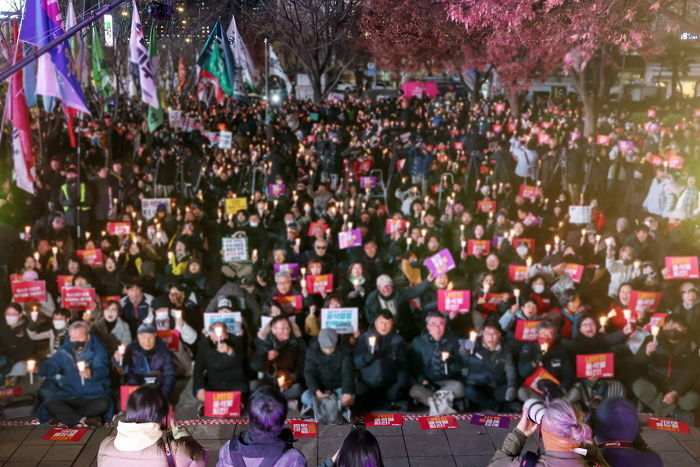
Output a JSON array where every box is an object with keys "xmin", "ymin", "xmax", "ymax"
[
  {"xmin": 301, "ymin": 329, "xmax": 354, "ymax": 414},
  {"xmin": 353, "ymin": 310, "xmax": 409, "ymax": 411}
]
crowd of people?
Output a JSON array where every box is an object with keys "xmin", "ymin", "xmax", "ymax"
[{"xmin": 0, "ymin": 92, "xmax": 697, "ymax": 465}]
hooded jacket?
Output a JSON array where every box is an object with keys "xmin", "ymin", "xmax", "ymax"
[
  {"xmin": 122, "ymin": 338, "xmax": 176, "ymax": 396},
  {"xmin": 216, "ymin": 429, "xmax": 305, "ymax": 467}
]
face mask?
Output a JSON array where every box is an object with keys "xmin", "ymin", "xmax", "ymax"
[
  {"xmin": 156, "ymin": 311, "xmax": 169, "ymax": 321},
  {"xmin": 5, "ymin": 316, "xmax": 18, "ymax": 326},
  {"xmin": 665, "ymin": 329, "xmax": 683, "ymax": 341},
  {"xmin": 532, "ymin": 284, "xmax": 545, "ymax": 294},
  {"xmin": 516, "ymin": 246, "xmax": 528, "ymax": 257},
  {"xmin": 53, "ymin": 320, "xmax": 66, "ymax": 330},
  {"xmin": 71, "ymin": 341, "xmax": 86, "ymax": 354},
  {"xmin": 249, "ymin": 222, "xmax": 258, "ymax": 228}
]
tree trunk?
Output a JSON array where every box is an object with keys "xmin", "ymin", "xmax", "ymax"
[
  {"xmin": 505, "ymin": 90, "xmax": 521, "ymax": 118},
  {"xmin": 581, "ymin": 93, "xmax": 597, "ymax": 136}
]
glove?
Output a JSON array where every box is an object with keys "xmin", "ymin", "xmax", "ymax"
[{"xmin": 505, "ymin": 386, "xmax": 516, "ymax": 402}]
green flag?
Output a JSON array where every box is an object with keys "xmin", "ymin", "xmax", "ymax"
[
  {"xmin": 196, "ymin": 20, "xmax": 235, "ymax": 102},
  {"xmin": 147, "ymin": 25, "xmax": 164, "ymax": 133},
  {"xmin": 91, "ymin": 25, "xmax": 111, "ymax": 96}
]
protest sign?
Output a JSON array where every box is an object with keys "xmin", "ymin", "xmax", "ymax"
[
  {"xmin": 308, "ymin": 221, "xmax": 329, "ymax": 237},
  {"xmin": 576, "ymin": 353, "xmax": 615, "ymax": 379},
  {"xmin": 289, "ymin": 419, "xmax": 318, "ymax": 437},
  {"xmin": 359, "ymin": 176, "xmax": 377, "ymax": 189},
  {"xmin": 418, "ymin": 416, "xmax": 458, "ymax": 430},
  {"xmin": 273, "ymin": 295, "xmax": 304, "ymax": 314},
  {"xmin": 157, "ymin": 329, "xmax": 181, "ymax": 351},
  {"xmin": 467, "ymin": 240, "xmax": 490, "ymax": 256},
  {"xmin": 524, "ymin": 366, "xmax": 560, "ymax": 395},
  {"xmin": 628, "ymin": 291, "xmax": 662, "ymax": 315},
  {"xmin": 204, "ymin": 391, "xmax": 242, "ymax": 417},
  {"xmin": 665, "ymin": 257, "xmax": 699, "ymax": 279},
  {"xmin": 477, "ymin": 200, "xmax": 497, "ymax": 213},
  {"xmin": 43, "ymin": 428, "xmax": 89, "ymax": 442},
  {"xmin": 57, "ymin": 275, "xmax": 74, "ymax": 292},
  {"xmin": 647, "ymin": 417, "xmax": 690, "ymax": 434},
  {"xmin": 120, "ymin": 385, "xmax": 140, "ymax": 411},
  {"xmin": 61, "ymin": 287, "xmax": 96, "ymax": 310},
  {"xmin": 385, "ymin": 219, "xmax": 406, "ymax": 234},
  {"xmin": 338, "ymin": 229, "xmax": 363, "ymax": 249},
  {"xmin": 306, "ymin": 274, "xmax": 334, "ymax": 294},
  {"xmin": 568, "ymin": 206, "xmax": 592, "ymax": 225},
  {"xmin": 564, "ymin": 264, "xmax": 585, "ymax": 283},
  {"xmin": 274, "ymin": 263, "xmax": 300, "ymax": 280},
  {"xmin": 321, "ymin": 308, "xmax": 359, "ymax": 334},
  {"xmin": 518, "ymin": 185, "xmax": 537, "ymax": 201},
  {"xmin": 268, "ymin": 183, "xmax": 286, "ymax": 198},
  {"xmin": 222, "ymin": 237, "xmax": 248, "ymax": 262},
  {"xmin": 515, "ymin": 320, "xmax": 539, "ymax": 341},
  {"xmin": 218, "ymin": 130, "xmax": 232, "ymax": 149},
  {"xmin": 224, "ymin": 198, "xmax": 247, "ymax": 215},
  {"xmin": 107, "ymin": 221, "xmax": 131, "ymax": 236},
  {"xmin": 423, "ymin": 249, "xmax": 456, "ymax": 277},
  {"xmin": 203, "ymin": 312, "xmax": 243, "ymax": 335},
  {"xmin": 470, "ymin": 414, "xmax": 510, "ymax": 429},
  {"xmin": 364, "ymin": 413, "xmax": 404, "ymax": 427},
  {"xmin": 11, "ymin": 280, "xmax": 46, "ymax": 303},
  {"xmin": 0, "ymin": 386, "xmax": 21, "ymax": 399},
  {"xmin": 437, "ymin": 290, "xmax": 471, "ymax": 313},
  {"xmin": 596, "ymin": 135, "xmax": 610, "ymax": 145},
  {"xmin": 141, "ymin": 198, "xmax": 171, "ymax": 220},
  {"xmin": 508, "ymin": 265, "xmax": 528, "ymax": 282},
  {"xmin": 77, "ymin": 249, "xmax": 103, "ymax": 267}
]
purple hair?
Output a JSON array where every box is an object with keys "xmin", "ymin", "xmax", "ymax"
[
  {"xmin": 248, "ymin": 386, "xmax": 288, "ymax": 437},
  {"xmin": 542, "ymin": 399, "xmax": 592, "ymax": 445}
]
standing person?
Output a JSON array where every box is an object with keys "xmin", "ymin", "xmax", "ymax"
[
  {"xmin": 58, "ymin": 166, "xmax": 93, "ymax": 236},
  {"xmin": 93, "ymin": 166, "xmax": 113, "ymax": 230},
  {"xmin": 97, "ymin": 385, "xmax": 208, "ymax": 466},
  {"xmin": 216, "ymin": 386, "xmax": 306, "ymax": 467}
]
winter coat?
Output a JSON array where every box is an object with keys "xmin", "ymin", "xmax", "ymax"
[
  {"xmin": 409, "ymin": 330, "xmax": 462, "ymax": 383},
  {"xmin": 193, "ymin": 336, "xmax": 250, "ymax": 394},
  {"xmin": 0, "ymin": 318, "xmax": 37, "ymax": 362},
  {"xmin": 518, "ymin": 341, "xmax": 574, "ymax": 390},
  {"xmin": 122, "ymin": 338, "xmax": 176, "ymax": 396},
  {"xmin": 216, "ymin": 429, "xmax": 305, "ymax": 467},
  {"xmin": 633, "ymin": 333, "xmax": 699, "ymax": 395},
  {"xmin": 92, "ymin": 316, "xmax": 133, "ymax": 356},
  {"xmin": 98, "ymin": 422, "xmax": 207, "ymax": 467},
  {"xmin": 353, "ymin": 330, "xmax": 408, "ymax": 389},
  {"xmin": 463, "ymin": 342, "xmax": 517, "ymax": 389},
  {"xmin": 364, "ymin": 280, "xmax": 430, "ymax": 337},
  {"xmin": 304, "ymin": 339, "xmax": 354, "ymax": 395},
  {"xmin": 252, "ymin": 334, "xmax": 306, "ymax": 383}
]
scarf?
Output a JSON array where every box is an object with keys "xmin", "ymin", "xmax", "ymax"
[
  {"xmin": 114, "ymin": 421, "xmax": 162, "ymax": 452},
  {"xmin": 541, "ymin": 425, "xmax": 581, "ymax": 453}
]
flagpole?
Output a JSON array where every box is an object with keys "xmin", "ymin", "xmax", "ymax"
[{"xmin": 264, "ymin": 38, "xmax": 269, "ymax": 123}]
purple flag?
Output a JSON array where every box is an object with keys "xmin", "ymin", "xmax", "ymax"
[{"xmin": 19, "ymin": 0, "xmax": 90, "ymax": 113}]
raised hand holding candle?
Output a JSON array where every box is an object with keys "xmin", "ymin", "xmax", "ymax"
[
  {"xmin": 77, "ymin": 361, "xmax": 86, "ymax": 385},
  {"xmin": 651, "ymin": 325, "xmax": 660, "ymax": 343},
  {"xmin": 215, "ymin": 326, "xmax": 224, "ymax": 345},
  {"xmin": 26, "ymin": 359, "xmax": 36, "ymax": 385},
  {"xmin": 541, "ymin": 342, "xmax": 549, "ymax": 354},
  {"xmin": 118, "ymin": 344, "xmax": 126, "ymax": 366},
  {"xmin": 368, "ymin": 335, "xmax": 377, "ymax": 354},
  {"xmin": 514, "ymin": 288, "xmax": 521, "ymax": 306},
  {"xmin": 599, "ymin": 316, "xmax": 608, "ymax": 328},
  {"xmin": 31, "ymin": 311, "xmax": 38, "ymax": 322}
]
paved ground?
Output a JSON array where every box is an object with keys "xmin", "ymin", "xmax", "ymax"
[{"xmin": 1, "ymin": 415, "xmax": 700, "ymax": 466}]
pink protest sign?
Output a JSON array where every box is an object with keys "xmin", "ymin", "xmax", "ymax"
[{"xmin": 423, "ymin": 249, "xmax": 456, "ymax": 278}]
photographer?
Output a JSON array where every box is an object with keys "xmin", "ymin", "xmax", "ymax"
[{"xmin": 488, "ymin": 398, "xmax": 607, "ymax": 466}]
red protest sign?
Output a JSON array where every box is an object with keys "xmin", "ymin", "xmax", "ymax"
[
  {"xmin": 477, "ymin": 200, "xmax": 497, "ymax": 213},
  {"xmin": 107, "ymin": 222, "xmax": 131, "ymax": 236},
  {"xmin": 0, "ymin": 386, "xmax": 22, "ymax": 399},
  {"xmin": 364, "ymin": 413, "xmax": 404, "ymax": 427},
  {"xmin": 385, "ymin": 219, "xmax": 406, "ymax": 235},
  {"xmin": 628, "ymin": 291, "xmax": 662, "ymax": 315},
  {"xmin": 515, "ymin": 320, "xmax": 539, "ymax": 342},
  {"xmin": 453, "ymin": 141, "xmax": 464, "ymax": 150},
  {"xmin": 491, "ymin": 124, "xmax": 503, "ymax": 133},
  {"xmin": 508, "ymin": 265, "xmax": 528, "ymax": 282},
  {"xmin": 493, "ymin": 103, "xmax": 506, "ymax": 113},
  {"xmin": 204, "ymin": 391, "xmax": 242, "ymax": 417},
  {"xmin": 306, "ymin": 274, "xmax": 334, "ymax": 294},
  {"xmin": 273, "ymin": 295, "xmax": 304, "ymax": 314},
  {"xmin": 564, "ymin": 264, "xmax": 584, "ymax": 283},
  {"xmin": 668, "ymin": 154, "xmax": 685, "ymax": 169},
  {"xmin": 57, "ymin": 275, "xmax": 74, "ymax": 292},
  {"xmin": 307, "ymin": 222, "xmax": 329, "ymax": 237},
  {"xmin": 289, "ymin": 419, "xmax": 318, "ymax": 437},
  {"xmin": 417, "ymin": 415, "xmax": 458, "ymax": 430},
  {"xmin": 538, "ymin": 133, "xmax": 551, "ymax": 145},
  {"xmin": 647, "ymin": 417, "xmax": 690, "ymax": 434},
  {"xmin": 43, "ymin": 428, "xmax": 89, "ymax": 442},
  {"xmin": 437, "ymin": 290, "xmax": 471, "ymax": 313},
  {"xmin": 647, "ymin": 313, "xmax": 668, "ymax": 331},
  {"xmin": 576, "ymin": 353, "xmax": 614, "ymax": 379},
  {"xmin": 596, "ymin": 135, "xmax": 610, "ymax": 146},
  {"xmin": 120, "ymin": 385, "xmax": 140, "ymax": 411},
  {"xmin": 61, "ymin": 287, "xmax": 96, "ymax": 310},
  {"xmin": 648, "ymin": 109, "xmax": 656, "ymax": 118},
  {"xmin": 524, "ymin": 366, "xmax": 560, "ymax": 395},
  {"xmin": 467, "ymin": 240, "xmax": 491, "ymax": 256},
  {"xmin": 518, "ymin": 185, "xmax": 537, "ymax": 201},
  {"xmin": 665, "ymin": 256, "xmax": 700, "ymax": 279},
  {"xmin": 157, "ymin": 329, "xmax": 181, "ymax": 351},
  {"xmin": 76, "ymin": 249, "xmax": 104, "ymax": 267},
  {"xmin": 11, "ymin": 280, "xmax": 46, "ymax": 303}
]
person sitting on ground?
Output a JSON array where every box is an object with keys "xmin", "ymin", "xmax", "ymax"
[
  {"xmin": 216, "ymin": 386, "xmax": 306, "ymax": 467},
  {"xmin": 319, "ymin": 423, "xmax": 385, "ymax": 467},
  {"xmin": 97, "ymin": 385, "xmax": 208, "ymax": 466},
  {"xmin": 0, "ymin": 303, "xmax": 38, "ymax": 384}
]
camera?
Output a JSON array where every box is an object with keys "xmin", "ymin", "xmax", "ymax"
[{"xmin": 524, "ymin": 398, "xmax": 546, "ymax": 425}]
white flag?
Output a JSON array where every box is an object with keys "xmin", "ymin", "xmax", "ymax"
[
  {"xmin": 269, "ymin": 45, "xmax": 292, "ymax": 94},
  {"xmin": 226, "ymin": 15, "xmax": 259, "ymax": 89},
  {"xmin": 12, "ymin": 128, "xmax": 34, "ymax": 194},
  {"xmin": 129, "ymin": 0, "xmax": 159, "ymax": 108}
]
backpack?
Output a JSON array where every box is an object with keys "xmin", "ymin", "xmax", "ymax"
[{"xmin": 313, "ymin": 392, "xmax": 343, "ymax": 425}]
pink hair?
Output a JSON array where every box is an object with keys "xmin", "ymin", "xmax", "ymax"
[{"xmin": 542, "ymin": 399, "xmax": 592, "ymax": 445}]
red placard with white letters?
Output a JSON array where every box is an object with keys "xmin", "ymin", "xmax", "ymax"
[
  {"xmin": 203, "ymin": 391, "xmax": 241, "ymax": 417},
  {"xmin": 665, "ymin": 257, "xmax": 699, "ymax": 279},
  {"xmin": 418, "ymin": 415, "xmax": 458, "ymax": 430},
  {"xmin": 647, "ymin": 417, "xmax": 690, "ymax": 434},
  {"xmin": 515, "ymin": 320, "xmax": 539, "ymax": 341},
  {"xmin": 576, "ymin": 353, "xmax": 614, "ymax": 379}
]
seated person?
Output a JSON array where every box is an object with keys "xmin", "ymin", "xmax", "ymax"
[
  {"xmin": 517, "ymin": 321, "xmax": 575, "ymax": 402},
  {"xmin": 499, "ymin": 297, "xmax": 543, "ymax": 353},
  {"xmin": 632, "ymin": 313, "xmax": 700, "ymax": 423},
  {"xmin": 193, "ymin": 322, "xmax": 252, "ymax": 405},
  {"xmin": 252, "ymin": 316, "xmax": 306, "ymax": 402},
  {"xmin": 114, "ymin": 323, "xmax": 176, "ymax": 398},
  {"xmin": 408, "ymin": 313, "xmax": 464, "ymax": 413},
  {"xmin": 0, "ymin": 303, "xmax": 38, "ymax": 384},
  {"xmin": 461, "ymin": 320, "xmax": 519, "ymax": 412},
  {"xmin": 353, "ymin": 310, "xmax": 410, "ymax": 411},
  {"xmin": 92, "ymin": 300, "xmax": 132, "ymax": 357},
  {"xmin": 33, "ymin": 321, "xmax": 112, "ymax": 426},
  {"xmin": 302, "ymin": 329, "xmax": 354, "ymax": 420},
  {"xmin": 28, "ymin": 308, "xmax": 73, "ymax": 356}
]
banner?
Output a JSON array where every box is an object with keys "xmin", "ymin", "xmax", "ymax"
[
  {"xmin": 224, "ymin": 198, "xmax": 247, "ymax": 215},
  {"xmin": 564, "ymin": 264, "xmax": 584, "ymax": 283},
  {"xmin": 664, "ymin": 257, "xmax": 699, "ymax": 279},
  {"xmin": 576, "ymin": 353, "xmax": 614, "ymax": 379},
  {"xmin": 0, "ymin": 386, "xmax": 22, "ymax": 399},
  {"xmin": 647, "ymin": 417, "xmax": 690, "ymax": 434},
  {"xmin": 470, "ymin": 414, "xmax": 510, "ymax": 429},
  {"xmin": 518, "ymin": 185, "xmax": 537, "ymax": 201},
  {"xmin": 289, "ymin": 419, "xmax": 318, "ymax": 437},
  {"xmin": 306, "ymin": 274, "xmax": 334, "ymax": 294},
  {"xmin": 339, "ymin": 229, "xmax": 363, "ymax": 249},
  {"xmin": 273, "ymin": 295, "xmax": 304, "ymax": 314},
  {"xmin": 524, "ymin": 366, "xmax": 560, "ymax": 395},
  {"xmin": 508, "ymin": 265, "xmax": 528, "ymax": 282},
  {"xmin": 467, "ymin": 240, "xmax": 490, "ymax": 256},
  {"xmin": 120, "ymin": 385, "xmax": 140, "ymax": 411},
  {"xmin": 204, "ymin": 391, "xmax": 242, "ymax": 417},
  {"xmin": 77, "ymin": 249, "xmax": 104, "ymax": 267},
  {"xmin": 11, "ymin": 280, "xmax": 46, "ymax": 303},
  {"xmin": 321, "ymin": 308, "xmax": 358, "ymax": 334},
  {"xmin": 157, "ymin": 329, "xmax": 181, "ymax": 351},
  {"xmin": 477, "ymin": 200, "xmax": 497, "ymax": 213},
  {"xmin": 417, "ymin": 415, "xmax": 458, "ymax": 430},
  {"xmin": 61, "ymin": 287, "xmax": 96, "ymax": 310},
  {"xmin": 437, "ymin": 290, "xmax": 471, "ymax": 313},
  {"xmin": 141, "ymin": 198, "xmax": 171, "ymax": 220},
  {"xmin": 515, "ymin": 320, "xmax": 539, "ymax": 341},
  {"xmin": 423, "ymin": 249, "xmax": 456, "ymax": 278},
  {"xmin": 107, "ymin": 222, "xmax": 131, "ymax": 236},
  {"xmin": 222, "ymin": 237, "xmax": 248, "ymax": 262},
  {"xmin": 203, "ymin": 311, "xmax": 243, "ymax": 335},
  {"xmin": 364, "ymin": 413, "xmax": 403, "ymax": 427},
  {"xmin": 385, "ymin": 219, "xmax": 407, "ymax": 235},
  {"xmin": 628, "ymin": 291, "xmax": 662, "ymax": 315},
  {"xmin": 273, "ymin": 263, "xmax": 300, "ymax": 280},
  {"xmin": 43, "ymin": 428, "xmax": 89, "ymax": 442}
]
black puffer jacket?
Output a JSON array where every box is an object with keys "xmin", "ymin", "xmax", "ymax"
[{"xmin": 303, "ymin": 339, "xmax": 354, "ymax": 395}]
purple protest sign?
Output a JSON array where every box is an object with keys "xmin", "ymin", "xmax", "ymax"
[
  {"xmin": 423, "ymin": 248, "xmax": 455, "ymax": 278},
  {"xmin": 338, "ymin": 229, "xmax": 363, "ymax": 250},
  {"xmin": 268, "ymin": 184, "xmax": 286, "ymax": 198},
  {"xmin": 274, "ymin": 263, "xmax": 300, "ymax": 280},
  {"xmin": 617, "ymin": 140, "xmax": 634, "ymax": 154},
  {"xmin": 469, "ymin": 414, "xmax": 510, "ymax": 429},
  {"xmin": 359, "ymin": 176, "xmax": 377, "ymax": 189}
]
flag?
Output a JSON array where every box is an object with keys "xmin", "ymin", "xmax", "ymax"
[
  {"xmin": 147, "ymin": 25, "xmax": 164, "ymax": 132},
  {"xmin": 226, "ymin": 15, "xmax": 258, "ymax": 90},
  {"xmin": 19, "ymin": 0, "xmax": 90, "ymax": 113},
  {"xmin": 129, "ymin": 0, "xmax": 159, "ymax": 108},
  {"xmin": 268, "ymin": 44, "xmax": 292, "ymax": 94},
  {"xmin": 196, "ymin": 19, "xmax": 235, "ymax": 103},
  {"xmin": 65, "ymin": 0, "xmax": 88, "ymax": 85},
  {"xmin": 22, "ymin": 44, "xmax": 37, "ymax": 107},
  {"xmin": 91, "ymin": 25, "xmax": 111, "ymax": 96},
  {"xmin": 8, "ymin": 23, "xmax": 35, "ymax": 194},
  {"xmin": 177, "ymin": 56, "xmax": 187, "ymax": 93}
]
